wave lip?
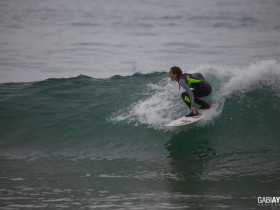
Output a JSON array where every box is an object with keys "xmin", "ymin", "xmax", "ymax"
[
  {"xmin": 0, "ymin": 60, "xmax": 280, "ymax": 146},
  {"xmin": 111, "ymin": 60, "xmax": 280, "ymax": 130}
]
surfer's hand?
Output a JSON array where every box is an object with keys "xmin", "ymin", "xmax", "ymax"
[{"xmin": 191, "ymin": 106, "xmax": 197, "ymax": 114}]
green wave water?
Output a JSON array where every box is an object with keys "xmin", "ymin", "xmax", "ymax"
[{"xmin": 0, "ymin": 60, "xmax": 280, "ymax": 209}]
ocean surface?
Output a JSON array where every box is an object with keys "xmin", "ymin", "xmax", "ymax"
[{"xmin": 1, "ymin": 0, "xmax": 280, "ymax": 209}]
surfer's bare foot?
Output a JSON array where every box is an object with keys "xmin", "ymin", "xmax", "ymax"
[{"xmin": 208, "ymin": 102, "xmax": 216, "ymax": 107}]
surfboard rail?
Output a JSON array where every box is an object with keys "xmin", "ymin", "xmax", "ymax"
[{"xmin": 164, "ymin": 103, "xmax": 218, "ymax": 128}]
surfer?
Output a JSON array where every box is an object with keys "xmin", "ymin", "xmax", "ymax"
[{"xmin": 169, "ymin": 66, "xmax": 212, "ymax": 117}]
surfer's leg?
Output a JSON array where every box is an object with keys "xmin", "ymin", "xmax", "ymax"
[
  {"xmin": 193, "ymin": 82, "xmax": 212, "ymax": 109},
  {"xmin": 181, "ymin": 91, "xmax": 206, "ymax": 108},
  {"xmin": 193, "ymin": 82, "xmax": 212, "ymax": 97},
  {"xmin": 181, "ymin": 92, "xmax": 191, "ymax": 108},
  {"xmin": 194, "ymin": 98, "xmax": 209, "ymax": 108},
  {"xmin": 192, "ymin": 89, "xmax": 209, "ymax": 107}
]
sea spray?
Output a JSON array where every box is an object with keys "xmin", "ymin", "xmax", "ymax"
[
  {"xmin": 1, "ymin": 61, "xmax": 280, "ymax": 210},
  {"xmin": 111, "ymin": 60, "xmax": 280, "ymax": 129},
  {"xmin": 110, "ymin": 77, "xmax": 184, "ymax": 129}
]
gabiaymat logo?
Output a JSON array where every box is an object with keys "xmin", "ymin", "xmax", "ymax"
[{"xmin": 258, "ymin": 197, "xmax": 280, "ymax": 207}]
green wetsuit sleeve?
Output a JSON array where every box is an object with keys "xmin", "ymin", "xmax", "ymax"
[{"xmin": 178, "ymin": 78, "xmax": 194, "ymax": 107}]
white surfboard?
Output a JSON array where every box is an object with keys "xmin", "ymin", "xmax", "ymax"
[{"xmin": 164, "ymin": 103, "xmax": 218, "ymax": 128}]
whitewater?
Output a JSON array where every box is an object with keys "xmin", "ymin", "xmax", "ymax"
[
  {"xmin": 110, "ymin": 60, "xmax": 280, "ymax": 129},
  {"xmin": 1, "ymin": 0, "xmax": 280, "ymax": 209},
  {"xmin": 1, "ymin": 59, "xmax": 280, "ymax": 209}
]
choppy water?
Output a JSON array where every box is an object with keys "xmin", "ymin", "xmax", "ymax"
[
  {"xmin": 1, "ymin": 0, "xmax": 280, "ymax": 83},
  {"xmin": 1, "ymin": 0, "xmax": 280, "ymax": 209},
  {"xmin": 1, "ymin": 60, "xmax": 280, "ymax": 209}
]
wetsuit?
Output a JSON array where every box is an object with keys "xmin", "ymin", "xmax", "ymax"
[{"xmin": 179, "ymin": 73, "xmax": 212, "ymax": 109}]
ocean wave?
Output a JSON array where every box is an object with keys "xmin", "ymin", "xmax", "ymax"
[
  {"xmin": 0, "ymin": 60, "xmax": 279, "ymax": 150},
  {"xmin": 111, "ymin": 60, "xmax": 280, "ymax": 129}
]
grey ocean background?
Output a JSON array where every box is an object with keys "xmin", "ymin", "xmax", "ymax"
[
  {"xmin": 0, "ymin": 0, "xmax": 279, "ymax": 82},
  {"xmin": 1, "ymin": 0, "xmax": 280, "ymax": 209}
]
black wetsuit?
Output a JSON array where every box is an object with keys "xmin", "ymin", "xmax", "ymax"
[{"xmin": 179, "ymin": 73, "xmax": 212, "ymax": 109}]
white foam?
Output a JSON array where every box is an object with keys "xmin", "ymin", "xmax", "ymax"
[
  {"xmin": 111, "ymin": 60, "xmax": 280, "ymax": 129},
  {"xmin": 220, "ymin": 60, "xmax": 280, "ymax": 97},
  {"xmin": 10, "ymin": 177, "xmax": 25, "ymax": 181},
  {"xmin": 110, "ymin": 78, "xmax": 185, "ymax": 129}
]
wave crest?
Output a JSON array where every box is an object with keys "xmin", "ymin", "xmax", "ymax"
[{"xmin": 110, "ymin": 60, "xmax": 280, "ymax": 129}]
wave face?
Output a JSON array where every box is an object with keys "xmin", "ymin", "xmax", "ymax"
[
  {"xmin": 1, "ymin": 60, "xmax": 280, "ymax": 209},
  {"xmin": 111, "ymin": 59, "xmax": 280, "ymax": 129}
]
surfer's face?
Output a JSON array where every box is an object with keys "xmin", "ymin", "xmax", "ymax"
[{"xmin": 169, "ymin": 69, "xmax": 177, "ymax": 81}]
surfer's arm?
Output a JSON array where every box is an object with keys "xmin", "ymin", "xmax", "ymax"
[{"xmin": 178, "ymin": 79, "xmax": 195, "ymax": 107}]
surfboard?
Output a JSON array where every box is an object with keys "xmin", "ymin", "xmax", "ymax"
[{"xmin": 164, "ymin": 103, "xmax": 218, "ymax": 128}]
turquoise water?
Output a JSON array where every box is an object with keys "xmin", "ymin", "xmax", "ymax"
[
  {"xmin": 1, "ymin": 0, "xmax": 280, "ymax": 208},
  {"xmin": 1, "ymin": 60, "xmax": 280, "ymax": 209}
]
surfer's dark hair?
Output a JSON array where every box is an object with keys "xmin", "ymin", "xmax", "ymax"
[
  {"xmin": 170, "ymin": 66, "xmax": 192, "ymax": 81},
  {"xmin": 170, "ymin": 66, "xmax": 182, "ymax": 81}
]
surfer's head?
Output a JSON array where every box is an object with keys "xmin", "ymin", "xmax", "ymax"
[{"xmin": 169, "ymin": 66, "xmax": 182, "ymax": 81}]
